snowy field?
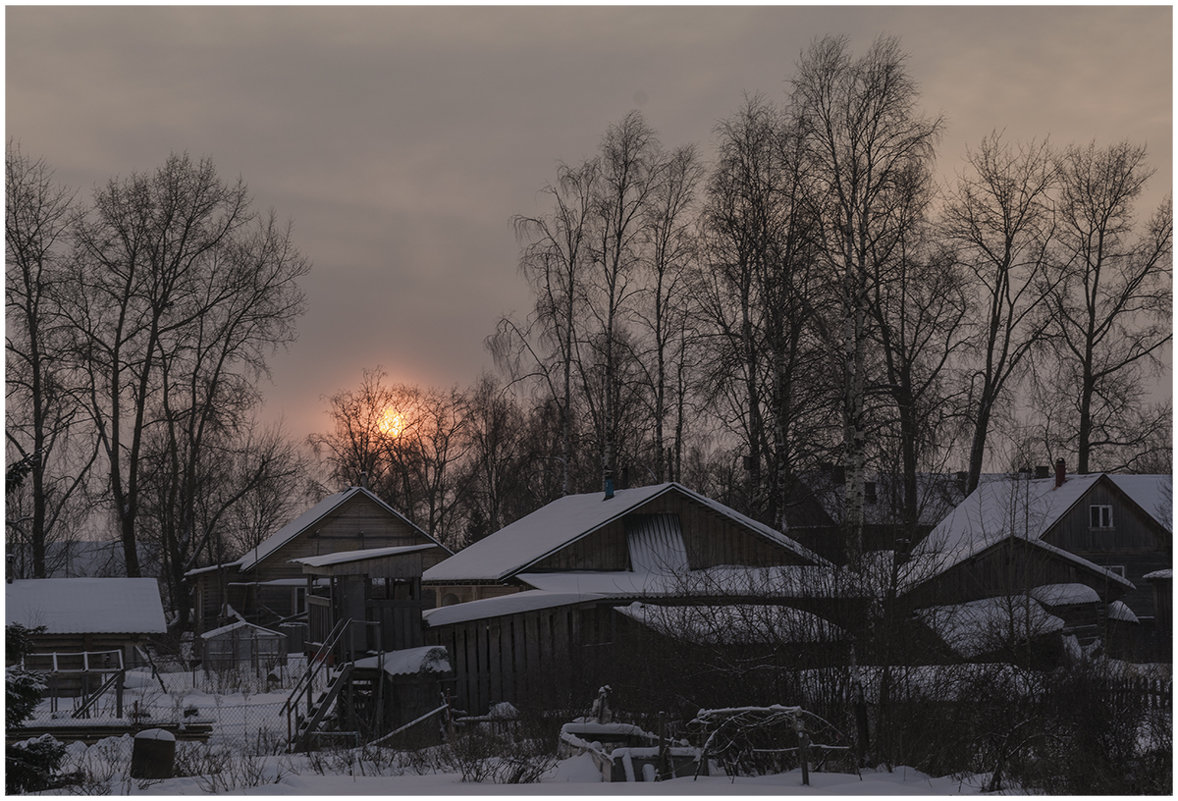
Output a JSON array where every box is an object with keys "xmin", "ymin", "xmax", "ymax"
[{"xmin": 47, "ymin": 736, "xmax": 999, "ymax": 795}]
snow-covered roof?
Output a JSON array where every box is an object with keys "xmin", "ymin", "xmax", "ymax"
[
  {"xmin": 199, "ymin": 620, "xmax": 283, "ymax": 640},
  {"xmin": 235, "ymin": 486, "xmax": 446, "ymax": 572},
  {"xmin": 518, "ymin": 564, "xmax": 854, "ymax": 599},
  {"xmin": 353, "ymin": 645, "xmax": 451, "ymax": 676},
  {"xmin": 423, "ymin": 590, "xmax": 602, "ymax": 627},
  {"xmin": 615, "ymin": 601, "xmax": 845, "ymax": 645},
  {"xmin": 1143, "ymin": 569, "xmax": 1172, "ymax": 581},
  {"xmin": 290, "ymin": 544, "xmax": 440, "ymax": 568},
  {"xmin": 915, "ymin": 595, "xmax": 1064, "ymax": 658},
  {"xmin": 1029, "ymin": 583, "xmax": 1101, "ymax": 607},
  {"xmin": 6, "ymin": 578, "xmax": 167, "ymax": 635},
  {"xmin": 424, "ymin": 482, "xmax": 826, "ymax": 583},
  {"xmin": 911, "ymin": 473, "xmax": 1168, "ymax": 583},
  {"xmin": 1107, "ymin": 600, "xmax": 1140, "ymax": 624}
]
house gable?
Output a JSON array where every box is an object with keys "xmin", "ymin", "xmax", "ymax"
[
  {"xmin": 241, "ymin": 488, "xmax": 444, "ymax": 579},
  {"xmin": 1041, "ymin": 475, "xmax": 1170, "ymax": 556},
  {"xmin": 250, "ymin": 493, "xmax": 437, "ymax": 580}
]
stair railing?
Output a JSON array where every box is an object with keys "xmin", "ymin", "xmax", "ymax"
[{"xmin": 283, "ymin": 617, "xmax": 352, "ymax": 746}]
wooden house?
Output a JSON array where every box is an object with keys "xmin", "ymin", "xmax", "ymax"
[
  {"xmin": 902, "ymin": 470, "xmax": 1170, "ymax": 661},
  {"xmin": 421, "ymin": 482, "xmax": 848, "ymax": 714},
  {"xmin": 782, "ymin": 470, "xmax": 969, "ymax": 563},
  {"xmin": 186, "ymin": 485, "xmax": 450, "ymax": 634},
  {"xmin": 5, "ymin": 577, "xmax": 167, "ymax": 696}
]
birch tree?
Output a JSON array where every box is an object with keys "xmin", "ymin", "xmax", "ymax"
[{"xmin": 791, "ymin": 35, "xmax": 942, "ymax": 563}]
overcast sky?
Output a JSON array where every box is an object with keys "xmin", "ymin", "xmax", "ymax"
[{"xmin": 7, "ymin": 5, "xmax": 1172, "ymax": 443}]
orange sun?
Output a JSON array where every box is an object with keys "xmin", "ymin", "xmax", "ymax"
[{"xmin": 378, "ymin": 409, "xmax": 406, "ymax": 438}]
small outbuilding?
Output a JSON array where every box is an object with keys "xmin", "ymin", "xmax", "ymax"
[
  {"xmin": 5, "ymin": 577, "xmax": 167, "ymax": 696},
  {"xmin": 199, "ymin": 620, "xmax": 288, "ymax": 673}
]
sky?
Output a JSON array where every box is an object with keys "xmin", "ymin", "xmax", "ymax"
[{"xmin": 6, "ymin": 5, "xmax": 1172, "ymax": 444}]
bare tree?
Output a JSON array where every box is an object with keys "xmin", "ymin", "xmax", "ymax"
[
  {"xmin": 791, "ymin": 35, "xmax": 942, "ymax": 563},
  {"xmin": 496, "ymin": 158, "xmax": 600, "ymax": 496},
  {"xmin": 455, "ymin": 376, "xmax": 531, "ymax": 543},
  {"xmin": 1044, "ymin": 142, "xmax": 1171, "ymax": 474},
  {"xmin": 5, "ymin": 145, "xmax": 97, "ymax": 577},
  {"xmin": 310, "ymin": 368, "xmax": 469, "ymax": 546},
  {"xmin": 697, "ymin": 97, "xmax": 830, "ymax": 526},
  {"xmin": 633, "ymin": 144, "xmax": 704, "ymax": 483},
  {"xmin": 942, "ymin": 134, "xmax": 1060, "ymax": 492},
  {"xmin": 64, "ymin": 154, "xmax": 307, "ymax": 578},
  {"xmin": 585, "ymin": 111, "xmax": 662, "ymax": 492}
]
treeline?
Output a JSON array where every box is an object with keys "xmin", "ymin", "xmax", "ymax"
[
  {"xmin": 6, "ymin": 150, "xmax": 314, "ymax": 624},
  {"xmin": 6, "ymin": 36, "xmax": 1171, "ymax": 622},
  {"xmin": 317, "ymin": 37, "xmax": 1170, "ymax": 558}
]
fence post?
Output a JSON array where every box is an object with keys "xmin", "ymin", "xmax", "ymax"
[{"xmin": 796, "ymin": 715, "xmax": 810, "ymax": 786}]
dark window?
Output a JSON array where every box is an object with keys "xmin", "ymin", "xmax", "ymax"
[{"xmin": 1089, "ymin": 505, "xmax": 1114, "ymax": 529}]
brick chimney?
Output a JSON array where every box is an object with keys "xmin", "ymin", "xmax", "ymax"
[{"xmin": 1054, "ymin": 458, "xmax": 1066, "ymax": 488}]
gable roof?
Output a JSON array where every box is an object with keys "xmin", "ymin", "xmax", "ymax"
[
  {"xmin": 423, "ymin": 482, "xmax": 827, "ymax": 583},
  {"xmin": 6, "ymin": 578, "xmax": 167, "ymax": 635},
  {"xmin": 912, "ymin": 473, "xmax": 1170, "ymax": 580},
  {"xmin": 235, "ymin": 486, "xmax": 448, "ymax": 572}
]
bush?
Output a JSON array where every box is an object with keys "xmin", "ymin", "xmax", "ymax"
[
  {"xmin": 446, "ymin": 713, "xmax": 558, "ymax": 784},
  {"xmin": 6, "ymin": 623, "xmax": 66, "ymax": 794}
]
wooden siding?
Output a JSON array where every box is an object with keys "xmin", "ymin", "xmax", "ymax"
[
  {"xmin": 528, "ymin": 522, "xmax": 631, "ymax": 571},
  {"xmin": 639, "ymin": 493, "xmax": 808, "ymax": 569},
  {"xmin": 1041, "ymin": 479, "xmax": 1170, "ymax": 618},
  {"xmin": 901, "ymin": 538, "xmax": 1127, "ymax": 612},
  {"xmin": 252, "ymin": 493, "xmax": 436, "ymax": 581},
  {"xmin": 426, "ymin": 602, "xmax": 598, "ymax": 714},
  {"xmin": 526, "ymin": 489, "xmax": 808, "ymax": 575}
]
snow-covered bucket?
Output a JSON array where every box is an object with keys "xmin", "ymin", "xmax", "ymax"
[{"xmin": 130, "ymin": 728, "xmax": 175, "ymax": 779}]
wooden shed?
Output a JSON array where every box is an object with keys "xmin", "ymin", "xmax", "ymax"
[{"xmin": 5, "ymin": 577, "xmax": 167, "ymax": 697}]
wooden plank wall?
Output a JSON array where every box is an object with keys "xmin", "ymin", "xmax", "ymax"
[
  {"xmin": 256, "ymin": 494, "xmax": 437, "ymax": 581},
  {"xmin": 427, "ymin": 603, "xmax": 595, "ymax": 714}
]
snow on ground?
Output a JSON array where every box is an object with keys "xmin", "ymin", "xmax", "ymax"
[{"xmin": 42, "ymin": 739, "xmax": 998, "ymax": 795}]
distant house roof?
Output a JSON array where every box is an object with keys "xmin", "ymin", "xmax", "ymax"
[
  {"xmin": 229, "ymin": 486, "xmax": 448, "ymax": 573},
  {"xmin": 423, "ymin": 482, "xmax": 827, "ymax": 584},
  {"xmin": 6, "ymin": 578, "xmax": 167, "ymax": 635},
  {"xmin": 787, "ymin": 471, "xmax": 983, "ymax": 530},
  {"xmin": 911, "ymin": 473, "xmax": 1170, "ymax": 583}
]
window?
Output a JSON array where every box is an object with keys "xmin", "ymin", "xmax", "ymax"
[
  {"xmin": 1089, "ymin": 504, "xmax": 1114, "ymax": 529},
  {"xmin": 1106, "ymin": 565, "xmax": 1126, "ymax": 578}
]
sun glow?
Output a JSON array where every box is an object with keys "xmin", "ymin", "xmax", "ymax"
[{"xmin": 377, "ymin": 409, "xmax": 406, "ymax": 438}]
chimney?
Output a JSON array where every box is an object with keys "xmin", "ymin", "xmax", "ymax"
[
  {"xmin": 1035, "ymin": 465, "xmax": 1050, "ymax": 480},
  {"xmin": 1054, "ymin": 458, "xmax": 1066, "ymax": 489},
  {"xmin": 359, "ymin": 471, "xmax": 369, "ymax": 490},
  {"xmin": 6, "ymin": 553, "xmax": 13, "ymax": 583},
  {"xmin": 604, "ymin": 474, "xmax": 615, "ymax": 501}
]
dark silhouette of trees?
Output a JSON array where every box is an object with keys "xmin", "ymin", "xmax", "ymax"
[
  {"xmin": 1044, "ymin": 141, "xmax": 1171, "ymax": 473},
  {"xmin": 5, "ymin": 146, "xmax": 96, "ymax": 578}
]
